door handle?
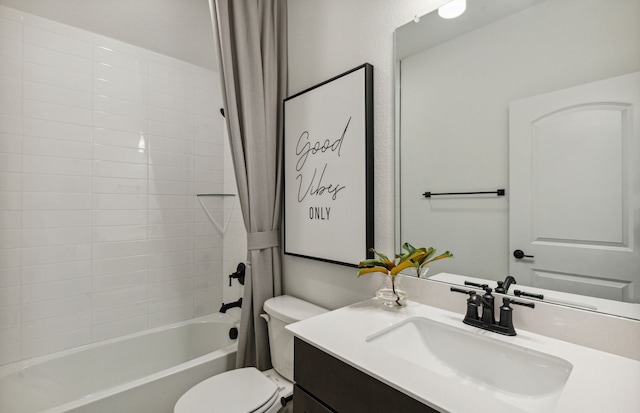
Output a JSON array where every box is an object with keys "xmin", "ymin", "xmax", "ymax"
[{"xmin": 513, "ymin": 249, "xmax": 534, "ymax": 259}]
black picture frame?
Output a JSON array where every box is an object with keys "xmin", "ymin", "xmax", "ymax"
[{"xmin": 283, "ymin": 63, "xmax": 374, "ymax": 267}]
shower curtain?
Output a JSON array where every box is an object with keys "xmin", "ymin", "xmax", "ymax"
[{"xmin": 209, "ymin": 0, "xmax": 287, "ymax": 369}]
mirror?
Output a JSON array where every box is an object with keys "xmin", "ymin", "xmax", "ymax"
[{"xmin": 395, "ymin": 0, "xmax": 640, "ymax": 319}]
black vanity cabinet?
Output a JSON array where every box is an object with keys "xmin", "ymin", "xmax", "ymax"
[{"xmin": 293, "ymin": 338, "xmax": 440, "ymax": 413}]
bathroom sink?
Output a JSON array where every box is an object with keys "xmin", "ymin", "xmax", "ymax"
[{"xmin": 366, "ymin": 317, "xmax": 573, "ymax": 412}]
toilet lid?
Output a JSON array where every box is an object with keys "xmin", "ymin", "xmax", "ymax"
[{"xmin": 174, "ymin": 367, "xmax": 278, "ymax": 413}]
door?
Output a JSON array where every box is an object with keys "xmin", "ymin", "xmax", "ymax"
[{"xmin": 509, "ymin": 71, "xmax": 640, "ymax": 302}]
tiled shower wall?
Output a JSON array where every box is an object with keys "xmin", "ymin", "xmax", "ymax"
[{"xmin": 0, "ymin": 5, "xmax": 234, "ymax": 365}]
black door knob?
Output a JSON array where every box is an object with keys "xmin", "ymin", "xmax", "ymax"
[{"xmin": 513, "ymin": 249, "xmax": 534, "ymax": 259}]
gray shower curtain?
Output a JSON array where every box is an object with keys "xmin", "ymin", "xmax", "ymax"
[{"xmin": 209, "ymin": 0, "xmax": 287, "ymax": 369}]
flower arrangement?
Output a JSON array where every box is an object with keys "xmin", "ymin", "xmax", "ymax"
[{"xmin": 358, "ymin": 242, "xmax": 453, "ymax": 306}]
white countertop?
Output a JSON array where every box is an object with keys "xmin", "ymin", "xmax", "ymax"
[{"xmin": 287, "ymin": 298, "xmax": 640, "ymax": 413}]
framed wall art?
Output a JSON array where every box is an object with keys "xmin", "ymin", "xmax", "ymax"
[{"xmin": 283, "ymin": 63, "xmax": 374, "ymax": 266}]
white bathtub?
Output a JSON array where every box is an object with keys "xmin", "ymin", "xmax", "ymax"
[{"xmin": 0, "ymin": 313, "xmax": 238, "ymax": 413}]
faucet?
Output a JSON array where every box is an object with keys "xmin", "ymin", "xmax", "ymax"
[
  {"xmin": 219, "ymin": 297, "xmax": 243, "ymax": 313},
  {"xmin": 451, "ymin": 286, "xmax": 534, "ymax": 336},
  {"xmin": 495, "ymin": 275, "xmax": 516, "ymax": 293},
  {"xmin": 480, "ymin": 286, "xmax": 496, "ymax": 325}
]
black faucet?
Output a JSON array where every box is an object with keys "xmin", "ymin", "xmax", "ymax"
[
  {"xmin": 495, "ymin": 275, "xmax": 516, "ymax": 293},
  {"xmin": 451, "ymin": 286, "xmax": 534, "ymax": 336},
  {"xmin": 480, "ymin": 286, "xmax": 496, "ymax": 325},
  {"xmin": 219, "ymin": 297, "xmax": 243, "ymax": 313}
]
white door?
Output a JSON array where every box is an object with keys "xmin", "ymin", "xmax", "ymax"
[{"xmin": 509, "ymin": 71, "xmax": 640, "ymax": 303}]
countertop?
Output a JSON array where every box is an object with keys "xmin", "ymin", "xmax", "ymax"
[{"xmin": 287, "ymin": 298, "xmax": 640, "ymax": 413}]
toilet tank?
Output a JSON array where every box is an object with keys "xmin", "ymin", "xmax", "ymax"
[{"xmin": 263, "ymin": 295, "xmax": 327, "ymax": 381}]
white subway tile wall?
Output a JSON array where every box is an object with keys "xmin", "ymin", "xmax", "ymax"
[{"xmin": 0, "ymin": 5, "xmax": 238, "ymax": 365}]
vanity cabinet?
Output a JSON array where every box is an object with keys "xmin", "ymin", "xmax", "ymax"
[{"xmin": 293, "ymin": 338, "xmax": 439, "ymax": 413}]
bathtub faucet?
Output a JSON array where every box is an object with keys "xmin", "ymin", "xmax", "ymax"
[{"xmin": 220, "ymin": 298, "xmax": 243, "ymax": 313}]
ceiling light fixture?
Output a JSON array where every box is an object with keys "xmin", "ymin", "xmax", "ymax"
[{"xmin": 438, "ymin": 0, "xmax": 467, "ymax": 19}]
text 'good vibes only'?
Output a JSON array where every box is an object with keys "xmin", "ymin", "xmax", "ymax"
[{"xmin": 295, "ymin": 117, "xmax": 351, "ymax": 220}]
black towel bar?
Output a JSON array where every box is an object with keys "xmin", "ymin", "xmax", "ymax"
[{"xmin": 423, "ymin": 189, "xmax": 505, "ymax": 198}]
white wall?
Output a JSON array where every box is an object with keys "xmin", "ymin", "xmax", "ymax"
[
  {"xmin": 0, "ymin": 5, "xmax": 238, "ymax": 365},
  {"xmin": 285, "ymin": 0, "xmax": 446, "ymax": 309}
]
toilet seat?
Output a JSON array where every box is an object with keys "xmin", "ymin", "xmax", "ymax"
[{"xmin": 174, "ymin": 367, "xmax": 279, "ymax": 413}]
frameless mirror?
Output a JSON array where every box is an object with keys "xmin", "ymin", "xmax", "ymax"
[{"xmin": 395, "ymin": 0, "xmax": 640, "ymax": 319}]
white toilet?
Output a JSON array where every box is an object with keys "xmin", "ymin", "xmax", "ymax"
[{"xmin": 174, "ymin": 295, "xmax": 327, "ymax": 413}]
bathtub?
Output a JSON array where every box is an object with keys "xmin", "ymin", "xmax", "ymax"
[{"xmin": 0, "ymin": 313, "xmax": 238, "ymax": 413}]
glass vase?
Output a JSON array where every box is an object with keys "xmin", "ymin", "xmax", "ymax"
[{"xmin": 376, "ymin": 274, "xmax": 408, "ymax": 307}]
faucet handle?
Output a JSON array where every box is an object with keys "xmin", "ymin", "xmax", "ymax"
[
  {"xmin": 451, "ymin": 287, "xmax": 480, "ymax": 303},
  {"xmin": 498, "ymin": 298, "xmax": 534, "ymax": 336},
  {"xmin": 450, "ymin": 286, "xmax": 476, "ymax": 296},
  {"xmin": 450, "ymin": 287, "xmax": 480, "ymax": 321},
  {"xmin": 509, "ymin": 298, "xmax": 535, "ymax": 309},
  {"xmin": 464, "ymin": 281, "xmax": 488, "ymax": 289},
  {"xmin": 514, "ymin": 289, "xmax": 543, "ymax": 300},
  {"xmin": 498, "ymin": 298, "xmax": 516, "ymax": 335},
  {"xmin": 480, "ymin": 287, "xmax": 495, "ymax": 325}
]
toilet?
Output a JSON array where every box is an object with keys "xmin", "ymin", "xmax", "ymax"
[{"xmin": 174, "ymin": 295, "xmax": 327, "ymax": 413}]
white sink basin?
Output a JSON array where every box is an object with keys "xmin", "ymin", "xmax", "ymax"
[{"xmin": 367, "ymin": 317, "xmax": 573, "ymax": 412}]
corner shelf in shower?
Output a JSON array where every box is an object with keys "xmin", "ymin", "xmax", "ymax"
[{"xmin": 196, "ymin": 193, "xmax": 237, "ymax": 234}]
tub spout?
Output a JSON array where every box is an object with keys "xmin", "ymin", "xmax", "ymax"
[{"xmin": 219, "ymin": 298, "xmax": 243, "ymax": 313}]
